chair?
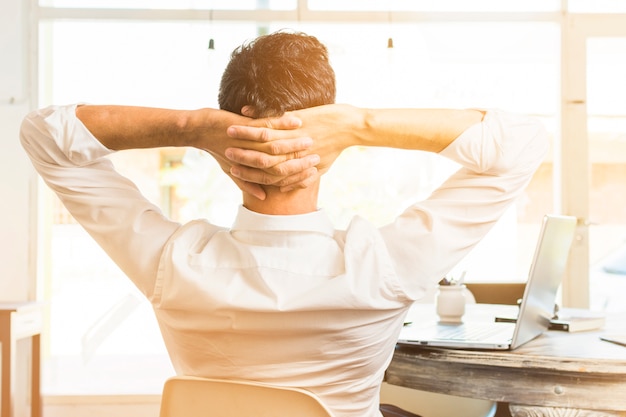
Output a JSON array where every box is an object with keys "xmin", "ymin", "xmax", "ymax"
[
  {"xmin": 159, "ymin": 376, "xmax": 335, "ymax": 417},
  {"xmin": 465, "ymin": 282, "xmax": 526, "ymax": 306}
]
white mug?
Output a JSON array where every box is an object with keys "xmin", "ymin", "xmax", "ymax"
[{"xmin": 436, "ymin": 284, "xmax": 467, "ymax": 323}]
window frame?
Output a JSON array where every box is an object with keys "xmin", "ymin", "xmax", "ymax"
[{"xmin": 560, "ymin": 13, "xmax": 626, "ymax": 307}]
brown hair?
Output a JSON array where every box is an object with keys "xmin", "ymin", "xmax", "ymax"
[{"xmin": 218, "ymin": 30, "xmax": 336, "ymax": 118}]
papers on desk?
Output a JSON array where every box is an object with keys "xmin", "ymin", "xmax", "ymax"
[{"xmin": 549, "ymin": 307, "xmax": 606, "ymax": 332}]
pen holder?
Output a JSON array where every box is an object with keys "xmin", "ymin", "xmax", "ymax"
[{"xmin": 436, "ymin": 284, "xmax": 467, "ymax": 324}]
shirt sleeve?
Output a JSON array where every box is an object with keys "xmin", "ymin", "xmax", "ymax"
[
  {"xmin": 380, "ymin": 109, "xmax": 550, "ymax": 299},
  {"xmin": 20, "ymin": 104, "xmax": 181, "ymax": 297}
]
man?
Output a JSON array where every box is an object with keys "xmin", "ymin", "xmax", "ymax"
[{"xmin": 20, "ymin": 30, "xmax": 548, "ymax": 417}]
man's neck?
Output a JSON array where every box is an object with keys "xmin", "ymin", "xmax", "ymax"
[{"xmin": 242, "ymin": 182, "xmax": 320, "ymax": 215}]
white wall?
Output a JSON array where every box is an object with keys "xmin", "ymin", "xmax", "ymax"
[{"xmin": 0, "ymin": 0, "xmax": 35, "ymax": 302}]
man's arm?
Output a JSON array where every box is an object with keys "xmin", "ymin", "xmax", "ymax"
[
  {"xmin": 225, "ymin": 104, "xmax": 484, "ymax": 190},
  {"xmin": 19, "ymin": 104, "xmax": 321, "ymax": 295},
  {"xmin": 227, "ymin": 105, "xmax": 549, "ymax": 299},
  {"xmin": 76, "ymin": 105, "xmax": 320, "ymax": 199}
]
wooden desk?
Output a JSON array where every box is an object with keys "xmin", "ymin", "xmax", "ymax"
[
  {"xmin": 386, "ymin": 304, "xmax": 626, "ymax": 417},
  {"xmin": 0, "ymin": 302, "xmax": 44, "ymax": 417}
]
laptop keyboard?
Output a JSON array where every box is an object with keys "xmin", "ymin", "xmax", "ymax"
[{"xmin": 436, "ymin": 324, "xmax": 508, "ymax": 341}]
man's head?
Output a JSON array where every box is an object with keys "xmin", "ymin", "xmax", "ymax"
[
  {"xmin": 218, "ymin": 30, "xmax": 336, "ymax": 215},
  {"xmin": 218, "ymin": 30, "xmax": 336, "ymax": 118}
]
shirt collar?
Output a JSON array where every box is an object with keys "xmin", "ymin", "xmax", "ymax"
[{"xmin": 231, "ymin": 205, "xmax": 335, "ymax": 236}]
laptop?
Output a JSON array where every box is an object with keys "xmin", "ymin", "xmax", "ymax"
[{"xmin": 398, "ymin": 214, "xmax": 577, "ymax": 350}]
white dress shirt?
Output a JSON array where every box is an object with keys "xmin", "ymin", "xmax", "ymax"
[{"xmin": 20, "ymin": 105, "xmax": 548, "ymax": 417}]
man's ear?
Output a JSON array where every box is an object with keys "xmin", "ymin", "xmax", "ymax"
[{"xmin": 241, "ymin": 105, "xmax": 256, "ymax": 117}]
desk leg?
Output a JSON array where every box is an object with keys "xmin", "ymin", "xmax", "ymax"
[
  {"xmin": 0, "ymin": 334, "xmax": 41, "ymax": 417},
  {"xmin": 0, "ymin": 331, "xmax": 14, "ymax": 417},
  {"xmin": 31, "ymin": 334, "xmax": 41, "ymax": 417},
  {"xmin": 509, "ymin": 404, "xmax": 626, "ymax": 417}
]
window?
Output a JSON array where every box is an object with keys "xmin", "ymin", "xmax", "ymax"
[
  {"xmin": 37, "ymin": 4, "xmax": 560, "ymax": 395},
  {"xmin": 309, "ymin": 0, "xmax": 560, "ymax": 12},
  {"xmin": 568, "ymin": 0, "xmax": 626, "ymax": 13},
  {"xmin": 40, "ymin": 0, "xmax": 296, "ymax": 10},
  {"xmin": 39, "ymin": 20, "xmax": 266, "ymax": 395},
  {"xmin": 587, "ymin": 37, "xmax": 626, "ymax": 311}
]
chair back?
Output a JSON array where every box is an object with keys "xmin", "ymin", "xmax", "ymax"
[{"xmin": 159, "ymin": 376, "xmax": 335, "ymax": 417}]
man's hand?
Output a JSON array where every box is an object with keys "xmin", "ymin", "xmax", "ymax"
[
  {"xmin": 225, "ymin": 104, "xmax": 359, "ymax": 191},
  {"xmin": 193, "ymin": 109, "xmax": 324, "ymax": 200}
]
